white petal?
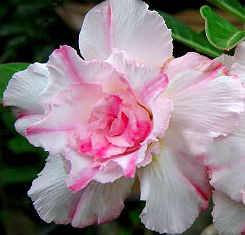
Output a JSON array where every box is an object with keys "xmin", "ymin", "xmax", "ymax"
[
  {"xmin": 29, "ymin": 154, "xmax": 134, "ymax": 227},
  {"xmin": 231, "ymin": 41, "xmax": 245, "ymax": 82},
  {"xmin": 3, "ymin": 63, "xmax": 49, "ymax": 115},
  {"xmin": 213, "ymin": 191, "xmax": 245, "ymax": 235},
  {"xmin": 28, "ymin": 154, "xmax": 82, "ymax": 224},
  {"xmin": 71, "ymin": 177, "xmax": 134, "ymax": 227},
  {"xmin": 164, "ymin": 53, "xmax": 244, "ymax": 156},
  {"xmin": 15, "ymin": 114, "xmax": 43, "ymax": 136},
  {"xmin": 214, "ymin": 54, "xmax": 233, "ymax": 70},
  {"xmin": 138, "ymin": 145, "xmax": 210, "ymax": 234},
  {"xmin": 79, "ymin": 0, "xmax": 172, "ymax": 67},
  {"xmin": 207, "ymin": 112, "xmax": 245, "ymax": 203}
]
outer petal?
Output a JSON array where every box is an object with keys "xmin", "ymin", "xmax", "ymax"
[
  {"xmin": 207, "ymin": 103, "xmax": 245, "ymax": 203},
  {"xmin": 138, "ymin": 144, "xmax": 210, "ymax": 234},
  {"xmin": 28, "ymin": 154, "xmax": 82, "ymax": 224},
  {"xmin": 164, "ymin": 53, "xmax": 244, "ymax": 156},
  {"xmin": 207, "ymin": 42, "xmax": 245, "ymax": 203},
  {"xmin": 29, "ymin": 154, "xmax": 134, "ymax": 226},
  {"xmin": 79, "ymin": 0, "xmax": 172, "ymax": 67},
  {"xmin": 216, "ymin": 41, "xmax": 245, "ymax": 82},
  {"xmin": 231, "ymin": 41, "xmax": 245, "ymax": 80},
  {"xmin": 3, "ymin": 63, "xmax": 49, "ymax": 115},
  {"xmin": 71, "ymin": 177, "xmax": 134, "ymax": 228},
  {"xmin": 212, "ymin": 191, "xmax": 245, "ymax": 235}
]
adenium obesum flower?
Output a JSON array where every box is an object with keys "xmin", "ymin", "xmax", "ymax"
[
  {"xmin": 206, "ymin": 41, "xmax": 245, "ymax": 235},
  {"xmin": 2, "ymin": 0, "xmax": 244, "ymax": 234}
]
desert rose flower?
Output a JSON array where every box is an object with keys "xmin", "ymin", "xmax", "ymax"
[
  {"xmin": 206, "ymin": 41, "xmax": 245, "ymax": 235},
  {"xmin": 2, "ymin": 0, "xmax": 244, "ymax": 234}
]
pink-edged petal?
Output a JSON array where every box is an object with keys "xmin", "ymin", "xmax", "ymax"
[
  {"xmin": 79, "ymin": 0, "xmax": 172, "ymax": 67},
  {"xmin": 71, "ymin": 177, "xmax": 134, "ymax": 228},
  {"xmin": 28, "ymin": 154, "xmax": 82, "ymax": 224},
  {"xmin": 212, "ymin": 191, "xmax": 245, "ymax": 235},
  {"xmin": 107, "ymin": 50, "xmax": 168, "ymax": 103},
  {"xmin": 3, "ymin": 63, "xmax": 49, "ymax": 115},
  {"xmin": 138, "ymin": 144, "xmax": 211, "ymax": 234},
  {"xmin": 29, "ymin": 154, "xmax": 134, "ymax": 227},
  {"xmin": 214, "ymin": 54, "xmax": 233, "ymax": 70},
  {"xmin": 207, "ymin": 112, "xmax": 245, "ymax": 203},
  {"xmin": 26, "ymin": 84, "xmax": 104, "ymax": 154},
  {"xmin": 43, "ymin": 45, "xmax": 128, "ymax": 106},
  {"xmin": 95, "ymin": 149, "xmax": 140, "ymax": 183},
  {"xmin": 65, "ymin": 150, "xmax": 99, "ymax": 191},
  {"xmin": 164, "ymin": 53, "xmax": 244, "ymax": 155},
  {"xmin": 166, "ymin": 52, "xmax": 226, "ymax": 81},
  {"xmin": 93, "ymin": 160, "xmax": 124, "ymax": 183},
  {"xmin": 111, "ymin": 150, "xmax": 139, "ymax": 178}
]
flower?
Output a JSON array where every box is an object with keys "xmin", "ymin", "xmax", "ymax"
[
  {"xmin": 2, "ymin": 0, "xmax": 244, "ymax": 234},
  {"xmin": 206, "ymin": 41, "xmax": 245, "ymax": 235}
]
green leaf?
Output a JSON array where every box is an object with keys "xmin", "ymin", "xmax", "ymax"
[
  {"xmin": 201, "ymin": 5, "xmax": 245, "ymax": 50},
  {"xmin": 159, "ymin": 11, "xmax": 223, "ymax": 58},
  {"xmin": 0, "ymin": 63, "xmax": 29, "ymax": 103},
  {"xmin": 207, "ymin": 0, "xmax": 245, "ymax": 22}
]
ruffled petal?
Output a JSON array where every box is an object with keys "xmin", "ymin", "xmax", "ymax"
[
  {"xmin": 79, "ymin": 0, "xmax": 172, "ymax": 67},
  {"xmin": 28, "ymin": 155, "xmax": 82, "ymax": 224},
  {"xmin": 43, "ymin": 45, "xmax": 128, "ymax": 106},
  {"xmin": 231, "ymin": 41, "xmax": 245, "ymax": 81},
  {"xmin": 71, "ymin": 177, "xmax": 134, "ymax": 228},
  {"xmin": 29, "ymin": 154, "xmax": 134, "ymax": 227},
  {"xmin": 164, "ymin": 53, "xmax": 244, "ymax": 156},
  {"xmin": 207, "ymin": 107, "xmax": 245, "ymax": 203},
  {"xmin": 15, "ymin": 114, "xmax": 43, "ymax": 136},
  {"xmin": 3, "ymin": 63, "xmax": 49, "ymax": 115},
  {"xmin": 212, "ymin": 191, "xmax": 245, "ymax": 235},
  {"xmin": 138, "ymin": 144, "xmax": 210, "ymax": 234}
]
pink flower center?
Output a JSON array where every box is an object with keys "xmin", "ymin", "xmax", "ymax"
[{"xmin": 80, "ymin": 93, "xmax": 152, "ymax": 158}]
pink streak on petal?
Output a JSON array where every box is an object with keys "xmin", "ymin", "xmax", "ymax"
[
  {"xmin": 141, "ymin": 71, "xmax": 169, "ymax": 102},
  {"xmin": 125, "ymin": 153, "xmax": 137, "ymax": 178},
  {"xmin": 53, "ymin": 45, "xmax": 81, "ymax": 83},
  {"xmin": 26, "ymin": 126, "xmax": 73, "ymax": 135},
  {"xmin": 67, "ymin": 167, "xmax": 98, "ymax": 191}
]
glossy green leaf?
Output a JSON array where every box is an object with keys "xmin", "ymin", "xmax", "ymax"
[
  {"xmin": 207, "ymin": 0, "xmax": 245, "ymax": 22},
  {"xmin": 159, "ymin": 11, "xmax": 223, "ymax": 58},
  {"xmin": 201, "ymin": 5, "xmax": 245, "ymax": 50},
  {"xmin": 0, "ymin": 63, "xmax": 29, "ymax": 103}
]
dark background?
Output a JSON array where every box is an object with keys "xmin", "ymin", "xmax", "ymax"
[{"xmin": 0, "ymin": 0, "xmax": 243, "ymax": 234}]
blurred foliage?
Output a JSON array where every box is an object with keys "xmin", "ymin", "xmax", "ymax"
[
  {"xmin": 0, "ymin": 0, "xmax": 224, "ymax": 234},
  {"xmin": 207, "ymin": 0, "xmax": 245, "ymax": 22},
  {"xmin": 159, "ymin": 12, "xmax": 223, "ymax": 58},
  {"xmin": 0, "ymin": 0, "xmax": 79, "ymax": 64}
]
